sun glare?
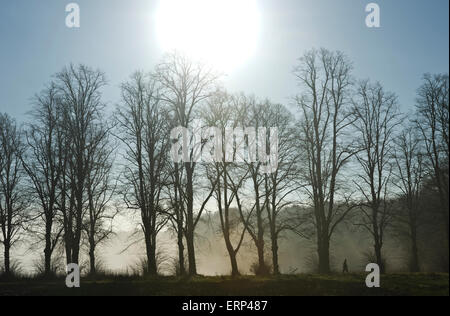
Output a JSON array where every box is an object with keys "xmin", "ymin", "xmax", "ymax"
[{"xmin": 155, "ymin": 0, "xmax": 261, "ymax": 72}]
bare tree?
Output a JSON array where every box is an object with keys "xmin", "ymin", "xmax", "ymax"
[
  {"xmin": 203, "ymin": 90, "xmax": 248, "ymax": 276},
  {"xmin": 263, "ymin": 102, "xmax": 305, "ymax": 275},
  {"xmin": 116, "ymin": 71, "xmax": 170, "ymax": 275},
  {"xmin": 0, "ymin": 114, "xmax": 29, "ymax": 275},
  {"xmin": 165, "ymin": 164, "xmax": 187, "ymax": 275},
  {"xmin": 84, "ymin": 123, "xmax": 117, "ymax": 275},
  {"xmin": 154, "ymin": 52, "xmax": 220, "ymax": 275},
  {"xmin": 393, "ymin": 126, "xmax": 424, "ymax": 272},
  {"xmin": 21, "ymin": 84, "xmax": 64, "ymax": 276},
  {"xmin": 415, "ymin": 73, "xmax": 449, "ymax": 241},
  {"xmin": 56, "ymin": 64, "xmax": 107, "ymax": 265},
  {"xmin": 230, "ymin": 94, "xmax": 270, "ymax": 275},
  {"xmin": 294, "ymin": 48, "xmax": 357, "ymax": 273},
  {"xmin": 55, "ymin": 112, "xmax": 72, "ymax": 266},
  {"xmin": 351, "ymin": 80, "xmax": 402, "ymax": 273}
]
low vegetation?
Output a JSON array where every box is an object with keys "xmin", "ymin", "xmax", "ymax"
[{"xmin": 0, "ymin": 273, "xmax": 448, "ymax": 296}]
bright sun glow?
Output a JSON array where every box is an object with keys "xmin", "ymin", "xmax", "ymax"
[{"xmin": 155, "ymin": 0, "xmax": 261, "ymax": 72}]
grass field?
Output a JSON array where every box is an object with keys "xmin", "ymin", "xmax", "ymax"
[{"xmin": 0, "ymin": 273, "xmax": 448, "ymax": 296}]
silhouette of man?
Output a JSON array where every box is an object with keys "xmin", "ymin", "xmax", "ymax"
[{"xmin": 343, "ymin": 259, "xmax": 349, "ymax": 273}]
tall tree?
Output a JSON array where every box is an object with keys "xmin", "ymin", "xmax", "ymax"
[
  {"xmin": 165, "ymin": 162, "xmax": 187, "ymax": 275},
  {"xmin": 155, "ymin": 52, "xmax": 219, "ymax": 275},
  {"xmin": 203, "ymin": 90, "xmax": 248, "ymax": 276},
  {"xmin": 56, "ymin": 64, "xmax": 107, "ymax": 265},
  {"xmin": 351, "ymin": 80, "xmax": 402, "ymax": 273},
  {"xmin": 116, "ymin": 71, "xmax": 170, "ymax": 275},
  {"xmin": 84, "ymin": 122, "xmax": 116, "ymax": 275},
  {"xmin": 393, "ymin": 126, "xmax": 424, "ymax": 272},
  {"xmin": 22, "ymin": 84, "xmax": 64, "ymax": 276},
  {"xmin": 294, "ymin": 48, "xmax": 357, "ymax": 273},
  {"xmin": 415, "ymin": 73, "xmax": 449, "ymax": 241},
  {"xmin": 231, "ymin": 94, "xmax": 270, "ymax": 275},
  {"xmin": 263, "ymin": 103, "xmax": 304, "ymax": 275},
  {"xmin": 0, "ymin": 114, "xmax": 29, "ymax": 275}
]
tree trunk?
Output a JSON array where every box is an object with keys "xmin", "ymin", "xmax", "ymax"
[
  {"xmin": 186, "ymin": 166, "xmax": 197, "ymax": 276},
  {"xmin": 71, "ymin": 228, "xmax": 81, "ymax": 265},
  {"xmin": 271, "ymin": 235, "xmax": 280, "ymax": 275},
  {"xmin": 44, "ymin": 245, "xmax": 52, "ymax": 276},
  {"xmin": 4, "ymin": 243, "xmax": 10, "ymax": 275},
  {"xmin": 223, "ymin": 228, "xmax": 240, "ymax": 277},
  {"xmin": 186, "ymin": 228, "xmax": 197, "ymax": 275},
  {"xmin": 145, "ymin": 232, "xmax": 157, "ymax": 275},
  {"xmin": 318, "ymin": 237, "xmax": 330, "ymax": 274},
  {"xmin": 89, "ymin": 247, "xmax": 96, "ymax": 275},
  {"xmin": 229, "ymin": 250, "xmax": 240, "ymax": 277},
  {"xmin": 372, "ymin": 206, "xmax": 385, "ymax": 274},
  {"xmin": 44, "ymin": 220, "xmax": 52, "ymax": 275},
  {"xmin": 410, "ymin": 227, "xmax": 420, "ymax": 273},
  {"xmin": 177, "ymin": 226, "xmax": 186, "ymax": 276},
  {"xmin": 374, "ymin": 240, "xmax": 384, "ymax": 274},
  {"xmin": 71, "ymin": 211, "xmax": 82, "ymax": 264},
  {"xmin": 256, "ymin": 239, "xmax": 265, "ymax": 274},
  {"xmin": 71, "ymin": 224, "xmax": 81, "ymax": 265},
  {"xmin": 64, "ymin": 231, "xmax": 72, "ymax": 266},
  {"xmin": 147, "ymin": 249, "xmax": 157, "ymax": 276},
  {"xmin": 256, "ymin": 210, "xmax": 265, "ymax": 274},
  {"xmin": 71, "ymin": 245, "xmax": 80, "ymax": 265},
  {"xmin": 65, "ymin": 243, "xmax": 71, "ymax": 266}
]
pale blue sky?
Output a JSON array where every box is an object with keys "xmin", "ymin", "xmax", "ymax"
[{"xmin": 0, "ymin": 0, "xmax": 448, "ymax": 120}]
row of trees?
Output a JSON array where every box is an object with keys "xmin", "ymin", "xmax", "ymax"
[{"xmin": 0, "ymin": 49, "xmax": 448, "ymax": 277}]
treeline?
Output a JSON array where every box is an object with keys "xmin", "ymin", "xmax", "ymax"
[{"xmin": 0, "ymin": 49, "xmax": 448, "ymax": 277}]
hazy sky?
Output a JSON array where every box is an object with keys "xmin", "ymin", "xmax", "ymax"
[{"xmin": 0, "ymin": 0, "xmax": 448, "ymax": 120}]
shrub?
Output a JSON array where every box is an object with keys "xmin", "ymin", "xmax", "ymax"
[{"xmin": 250, "ymin": 261, "xmax": 272, "ymax": 276}]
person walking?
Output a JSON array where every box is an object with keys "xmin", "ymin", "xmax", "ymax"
[{"xmin": 343, "ymin": 259, "xmax": 349, "ymax": 273}]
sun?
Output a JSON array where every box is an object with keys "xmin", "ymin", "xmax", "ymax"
[{"xmin": 155, "ymin": 0, "xmax": 261, "ymax": 73}]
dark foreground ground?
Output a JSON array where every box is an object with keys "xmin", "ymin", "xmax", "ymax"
[{"xmin": 0, "ymin": 273, "xmax": 448, "ymax": 296}]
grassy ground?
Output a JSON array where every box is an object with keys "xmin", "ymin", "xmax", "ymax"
[{"xmin": 0, "ymin": 273, "xmax": 448, "ymax": 296}]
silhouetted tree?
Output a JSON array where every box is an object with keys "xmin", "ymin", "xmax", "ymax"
[
  {"xmin": 56, "ymin": 64, "xmax": 107, "ymax": 265},
  {"xmin": 154, "ymin": 52, "xmax": 219, "ymax": 275},
  {"xmin": 263, "ymin": 102, "xmax": 304, "ymax": 275},
  {"xmin": 116, "ymin": 71, "xmax": 170, "ymax": 275},
  {"xmin": 393, "ymin": 126, "xmax": 424, "ymax": 272},
  {"xmin": 294, "ymin": 48, "xmax": 357, "ymax": 273},
  {"xmin": 0, "ymin": 113, "xmax": 29, "ymax": 275},
  {"xmin": 22, "ymin": 84, "xmax": 64, "ymax": 276},
  {"xmin": 231, "ymin": 94, "xmax": 269, "ymax": 275},
  {"xmin": 203, "ymin": 90, "xmax": 248, "ymax": 276},
  {"xmin": 84, "ymin": 122, "xmax": 117, "ymax": 275},
  {"xmin": 351, "ymin": 80, "xmax": 402, "ymax": 273},
  {"xmin": 415, "ymin": 73, "xmax": 449, "ymax": 242},
  {"xmin": 165, "ymin": 162, "xmax": 187, "ymax": 275}
]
